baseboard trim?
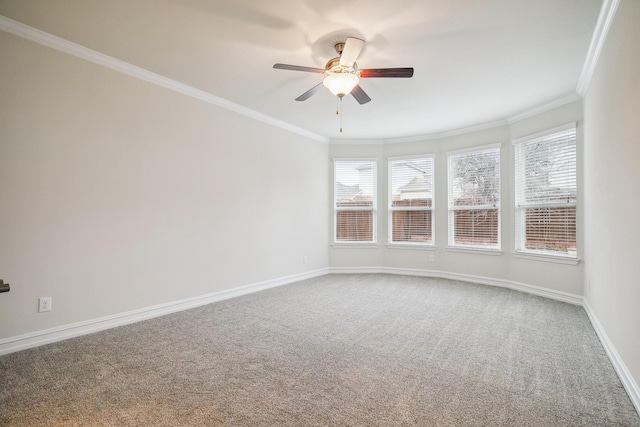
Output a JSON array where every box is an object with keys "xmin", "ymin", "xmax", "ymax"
[
  {"xmin": 583, "ymin": 299, "xmax": 640, "ymax": 415},
  {"xmin": 4, "ymin": 266, "xmax": 635, "ymax": 417},
  {"xmin": 329, "ymin": 267, "xmax": 640, "ymax": 415},
  {"xmin": 0, "ymin": 268, "xmax": 328, "ymax": 356},
  {"xmin": 0, "ymin": 267, "xmax": 582, "ymax": 356},
  {"xmin": 327, "ymin": 266, "xmax": 583, "ymax": 305}
]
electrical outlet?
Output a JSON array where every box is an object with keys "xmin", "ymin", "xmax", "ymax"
[
  {"xmin": 38, "ymin": 297, "xmax": 52, "ymax": 313},
  {"xmin": 429, "ymin": 254, "xmax": 435, "ymax": 262},
  {"xmin": 303, "ymin": 256, "xmax": 308, "ymax": 264}
]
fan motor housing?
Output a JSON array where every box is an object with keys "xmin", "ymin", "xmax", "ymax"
[{"xmin": 325, "ymin": 57, "xmax": 358, "ymax": 75}]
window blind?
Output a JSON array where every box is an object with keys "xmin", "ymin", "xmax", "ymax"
[
  {"xmin": 334, "ymin": 159, "xmax": 377, "ymax": 243},
  {"xmin": 388, "ymin": 157, "xmax": 434, "ymax": 244},
  {"xmin": 447, "ymin": 146, "xmax": 500, "ymax": 249},
  {"xmin": 515, "ymin": 125, "xmax": 577, "ymax": 257}
]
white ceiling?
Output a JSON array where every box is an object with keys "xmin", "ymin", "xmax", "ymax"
[{"xmin": 0, "ymin": 0, "xmax": 602, "ymax": 141}]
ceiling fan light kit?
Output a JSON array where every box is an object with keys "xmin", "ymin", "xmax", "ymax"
[
  {"xmin": 273, "ymin": 36, "xmax": 414, "ymax": 132},
  {"xmin": 323, "ymin": 72, "xmax": 359, "ymax": 97}
]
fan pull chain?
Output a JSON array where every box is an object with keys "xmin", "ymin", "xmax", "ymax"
[
  {"xmin": 339, "ymin": 96, "xmax": 343, "ymax": 133},
  {"xmin": 334, "ymin": 96, "xmax": 346, "ymax": 133}
]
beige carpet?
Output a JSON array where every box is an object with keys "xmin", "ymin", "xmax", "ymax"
[{"xmin": 1, "ymin": 274, "xmax": 638, "ymax": 426}]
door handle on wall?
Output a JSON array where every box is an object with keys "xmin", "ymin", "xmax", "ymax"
[{"xmin": 0, "ymin": 279, "xmax": 9, "ymax": 293}]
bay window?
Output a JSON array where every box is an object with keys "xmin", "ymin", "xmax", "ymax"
[
  {"xmin": 388, "ymin": 156, "xmax": 435, "ymax": 245},
  {"xmin": 334, "ymin": 159, "xmax": 377, "ymax": 243},
  {"xmin": 447, "ymin": 145, "xmax": 501, "ymax": 250},
  {"xmin": 514, "ymin": 123, "xmax": 577, "ymax": 258}
]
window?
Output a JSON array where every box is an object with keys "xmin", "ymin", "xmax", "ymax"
[
  {"xmin": 514, "ymin": 124, "xmax": 577, "ymax": 258},
  {"xmin": 334, "ymin": 159, "xmax": 377, "ymax": 243},
  {"xmin": 388, "ymin": 156, "xmax": 435, "ymax": 245},
  {"xmin": 447, "ymin": 145, "xmax": 501, "ymax": 250}
]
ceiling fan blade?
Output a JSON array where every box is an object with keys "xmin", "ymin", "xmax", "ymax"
[
  {"xmin": 359, "ymin": 68, "xmax": 414, "ymax": 78},
  {"xmin": 295, "ymin": 83, "xmax": 324, "ymax": 101},
  {"xmin": 339, "ymin": 37, "xmax": 365, "ymax": 67},
  {"xmin": 351, "ymin": 85, "xmax": 371, "ymax": 105},
  {"xmin": 273, "ymin": 63, "xmax": 325, "ymax": 73}
]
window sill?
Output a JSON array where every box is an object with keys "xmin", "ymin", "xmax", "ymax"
[
  {"xmin": 386, "ymin": 244, "xmax": 436, "ymax": 251},
  {"xmin": 446, "ymin": 246, "xmax": 503, "ymax": 256},
  {"xmin": 513, "ymin": 251, "xmax": 580, "ymax": 265},
  {"xmin": 332, "ymin": 243, "xmax": 379, "ymax": 249}
]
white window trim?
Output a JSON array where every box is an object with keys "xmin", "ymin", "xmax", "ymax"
[
  {"xmin": 332, "ymin": 243, "xmax": 380, "ymax": 249},
  {"xmin": 447, "ymin": 246, "xmax": 503, "ymax": 256},
  {"xmin": 387, "ymin": 154, "xmax": 436, "ymax": 247},
  {"xmin": 513, "ymin": 251, "xmax": 580, "ymax": 265},
  {"xmin": 386, "ymin": 243, "xmax": 437, "ymax": 251},
  {"xmin": 513, "ymin": 123, "xmax": 577, "ymax": 260},
  {"xmin": 446, "ymin": 143, "xmax": 502, "ymax": 252},
  {"xmin": 333, "ymin": 157, "xmax": 378, "ymax": 245}
]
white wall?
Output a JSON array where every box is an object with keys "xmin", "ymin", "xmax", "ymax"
[
  {"xmin": 583, "ymin": 0, "xmax": 640, "ymax": 402},
  {"xmin": 0, "ymin": 31, "xmax": 329, "ymax": 339},
  {"xmin": 330, "ymin": 101, "xmax": 584, "ymax": 296}
]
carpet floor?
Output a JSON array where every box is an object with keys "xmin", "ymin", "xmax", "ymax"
[{"xmin": 1, "ymin": 274, "xmax": 638, "ymax": 426}]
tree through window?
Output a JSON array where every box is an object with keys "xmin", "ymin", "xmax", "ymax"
[{"xmin": 447, "ymin": 145, "xmax": 501, "ymax": 249}]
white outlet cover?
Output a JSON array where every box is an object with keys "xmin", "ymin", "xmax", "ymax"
[{"xmin": 38, "ymin": 297, "xmax": 52, "ymax": 312}]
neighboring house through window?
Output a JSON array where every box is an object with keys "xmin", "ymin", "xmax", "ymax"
[
  {"xmin": 514, "ymin": 123, "xmax": 577, "ymax": 258},
  {"xmin": 447, "ymin": 144, "xmax": 501, "ymax": 251},
  {"xmin": 388, "ymin": 156, "xmax": 435, "ymax": 245},
  {"xmin": 334, "ymin": 159, "xmax": 377, "ymax": 243}
]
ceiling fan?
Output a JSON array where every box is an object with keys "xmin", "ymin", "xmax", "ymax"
[{"xmin": 273, "ymin": 37, "xmax": 414, "ymax": 105}]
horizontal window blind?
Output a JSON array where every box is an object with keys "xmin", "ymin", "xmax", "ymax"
[
  {"xmin": 447, "ymin": 146, "xmax": 500, "ymax": 249},
  {"xmin": 389, "ymin": 157, "xmax": 434, "ymax": 244},
  {"xmin": 334, "ymin": 160, "xmax": 377, "ymax": 242},
  {"xmin": 515, "ymin": 125, "xmax": 577, "ymax": 257}
]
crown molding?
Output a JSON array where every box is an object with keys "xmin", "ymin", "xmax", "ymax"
[
  {"xmin": 330, "ymin": 120, "xmax": 508, "ymax": 145},
  {"xmin": 507, "ymin": 92, "xmax": 582, "ymax": 124},
  {"xmin": 576, "ymin": 0, "xmax": 620, "ymax": 96},
  {"xmin": 0, "ymin": 15, "xmax": 330, "ymax": 144},
  {"xmin": 329, "ymin": 138, "xmax": 386, "ymax": 146},
  {"xmin": 384, "ymin": 119, "xmax": 509, "ymax": 144},
  {"xmin": 329, "ymin": 92, "xmax": 582, "ymax": 146},
  {"xmin": 1, "ymin": 12, "xmax": 593, "ymax": 146}
]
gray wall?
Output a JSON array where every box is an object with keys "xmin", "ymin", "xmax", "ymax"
[
  {"xmin": 583, "ymin": 0, "xmax": 640, "ymax": 402},
  {"xmin": 0, "ymin": 31, "xmax": 329, "ymax": 339}
]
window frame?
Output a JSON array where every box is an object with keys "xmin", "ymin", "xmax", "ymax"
[
  {"xmin": 333, "ymin": 158, "xmax": 378, "ymax": 245},
  {"xmin": 446, "ymin": 143, "xmax": 502, "ymax": 252},
  {"xmin": 387, "ymin": 154, "xmax": 436, "ymax": 247},
  {"xmin": 513, "ymin": 123, "xmax": 578, "ymax": 261}
]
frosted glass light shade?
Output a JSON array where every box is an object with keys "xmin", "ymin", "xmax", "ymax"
[{"xmin": 323, "ymin": 73, "xmax": 359, "ymax": 97}]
